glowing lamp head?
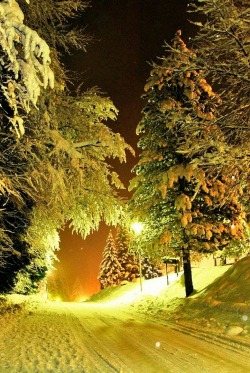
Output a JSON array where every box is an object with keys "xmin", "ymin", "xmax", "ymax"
[
  {"xmin": 43, "ymin": 293, "xmax": 48, "ymax": 299},
  {"xmin": 131, "ymin": 222, "xmax": 144, "ymax": 235}
]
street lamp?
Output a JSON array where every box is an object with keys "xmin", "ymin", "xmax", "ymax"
[
  {"xmin": 130, "ymin": 222, "xmax": 144, "ymax": 292},
  {"xmin": 131, "ymin": 222, "xmax": 144, "ymax": 236}
]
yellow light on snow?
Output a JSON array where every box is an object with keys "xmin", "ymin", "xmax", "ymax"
[{"xmin": 104, "ymin": 276, "xmax": 175, "ymax": 306}]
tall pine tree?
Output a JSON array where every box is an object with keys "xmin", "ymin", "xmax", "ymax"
[
  {"xmin": 186, "ymin": 0, "xmax": 250, "ymax": 197},
  {"xmin": 129, "ymin": 31, "xmax": 247, "ymax": 297},
  {"xmin": 98, "ymin": 231, "xmax": 123, "ymax": 289}
]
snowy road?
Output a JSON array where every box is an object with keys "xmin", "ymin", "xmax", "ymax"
[{"xmin": 0, "ymin": 300, "xmax": 249, "ymax": 373}]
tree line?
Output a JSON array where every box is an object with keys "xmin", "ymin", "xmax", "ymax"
[
  {"xmin": 98, "ymin": 226, "xmax": 163, "ymax": 289},
  {"xmin": 0, "ymin": 0, "xmax": 249, "ymax": 297}
]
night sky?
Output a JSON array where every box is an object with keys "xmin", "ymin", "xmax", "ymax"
[{"xmin": 55, "ymin": 0, "xmax": 195, "ymax": 298}]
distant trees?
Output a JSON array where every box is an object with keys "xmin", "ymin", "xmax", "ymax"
[
  {"xmin": 98, "ymin": 231, "xmax": 123, "ymax": 289},
  {"xmin": 115, "ymin": 225, "xmax": 140, "ymax": 282},
  {"xmin": 129, "ymin": 31, "xmax": 247, "ymax": 296},
  {"xmin": 71, "ymin": 276, "xmax": 85, "ymax": 302},
  {"xmin": 47, "ymin": 272, "xmax": 71, "ymax": 302},
  {"xmin": 0, "ymin": 1, "xmax": 133, "ymax": 293},
  {"xmin": 98, "ymin": 226, "xmax": 163, "ymax": 290}
]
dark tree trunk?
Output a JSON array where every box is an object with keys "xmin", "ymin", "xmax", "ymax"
[{"xmin": 182, "ymin": 248, "xmax": 193, "ymax": 297}]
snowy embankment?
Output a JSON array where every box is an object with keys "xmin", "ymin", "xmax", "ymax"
[{"xmin": 89, "ymin": 255, "xmax": 250, "ymax": 346}]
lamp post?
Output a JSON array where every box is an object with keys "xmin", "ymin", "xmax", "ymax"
[{"xmin": 130, "ymin": 222, "xmax": 144, "ymax": 292}]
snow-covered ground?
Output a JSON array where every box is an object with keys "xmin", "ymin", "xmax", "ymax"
[
  {"xmin": 0, "ymin": 256, "xmax": 249, "ymax": 372},
  {"xmin": 90, "ymin": 255, "xmax": 250, "ymax": 341}
]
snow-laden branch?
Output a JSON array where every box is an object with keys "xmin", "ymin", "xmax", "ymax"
[{"xmin": 0, "ymin": 0, "xmax": 54, "ymax": 136}]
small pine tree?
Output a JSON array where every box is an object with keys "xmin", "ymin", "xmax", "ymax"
[
  {"xmin": 98, "ymin": 231, "xmax": 123, "ymax": 289},
  {"xmin": 115, "ymin": 225, "xmax": 140, "ymax": 282},
  {"xmin": 141, "ymin": 257, "xmax": 163, "ymax": 280}
]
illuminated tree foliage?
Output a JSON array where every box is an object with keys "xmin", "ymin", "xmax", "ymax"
[
  {"xmin": 186, "ymin": 0, "xmax": 250, "ymax": 188},
  {"xmin": 98, "ymin": 231, "xmax": 123, "ymax": 289},
  {"xmin": 0, "ymin": 0, "xmax": 54, "ymax": 134},
  {"xmin": 115, "ymin": 225, "xmax": 140, "ymax": 282},
  {"xmin": 47, "ymin": 272, "xmax": 71, "ymax": 302},
  {"xmin": 129, "ymin": 32, "xmax": 247, "ymax": 296},
  {"xmin": 0, "ymin": 1, "xmax": 133, "ymax": 292}
]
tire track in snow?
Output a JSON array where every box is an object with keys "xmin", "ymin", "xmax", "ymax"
[
  {"xmin": 62, "ymin": 307, "xmax": 131, "ymax": 373},
  {"xmin": 0, "ymin": 300, "xmax": 250, "ymax": 373},
  {"xmin": 67, "ymin": 306, "xmax": 215, "ymax": 373},
  {"xmin": 68, "ymin": 304, "xmax": 250, "ymax": 373}
]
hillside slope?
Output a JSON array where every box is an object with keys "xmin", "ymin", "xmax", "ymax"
[{"xmin": 89, "ymin": 256, "xmax": 250, "ymax": 343}]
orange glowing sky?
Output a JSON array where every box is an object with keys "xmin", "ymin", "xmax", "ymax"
[{"xmin": 56, "ymin": 0, "xmax": 194, "ymax": 298}]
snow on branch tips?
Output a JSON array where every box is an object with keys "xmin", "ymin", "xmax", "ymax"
[{"xmin": 0, "ymin": 0, "xmax": 54, "ymax": 136}]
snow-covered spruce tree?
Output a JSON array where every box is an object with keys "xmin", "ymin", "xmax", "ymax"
[
  {"xmin": 115, "ymin": 225, "xmax": 140, "ymax": 282},
  {"xmin": 18, "ymin": 0, "xmax": 91, "ymax": 86},
  {"xmin": 98, "ymin": 231, "xmax": 123, "ymax": 289},
  {"xmin": 186, "ymin": 0, "xmax": 250, "ymax": 189},
  {"xmin": 129, "ymin": 32, "xmax": 247, "ymax": 297},
  {"xmin": 0, "ymin": 0, "xmax": 54, "ymax": 134},
  {"xmin": 0, "ymin": 1, "xmax": 133, "ymax": 293},
  {"xmin": 141, "ymin": 257, "xmax": 163, "ymax": 280}
]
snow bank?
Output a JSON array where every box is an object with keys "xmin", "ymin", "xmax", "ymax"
[
  {"xmin": 87, "ymin": 272, "xmax": 182, "ymax": 305},
  {"xmin": 201, "ymin": 255, "xmax": 250, "ymax": 303},
  {"xmin": 89, "ymin": 257, "xmax": 250, "ymax": 343}
]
